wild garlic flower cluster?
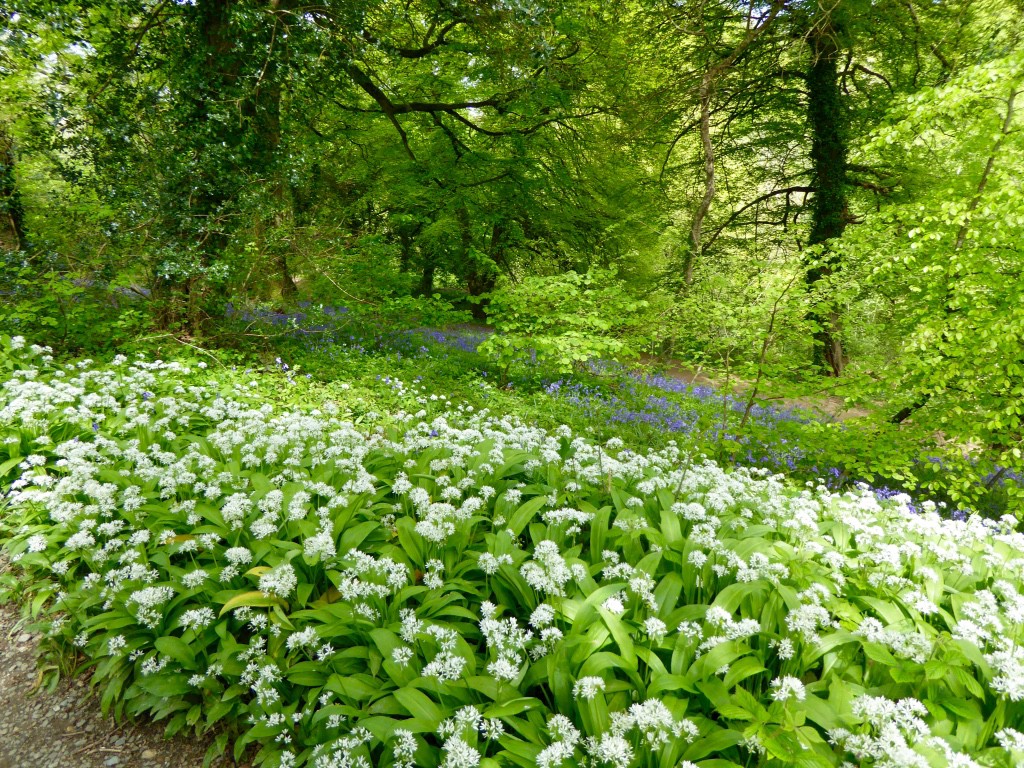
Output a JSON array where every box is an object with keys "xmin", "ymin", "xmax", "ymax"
[{"xmin": 2, "ymin": 345, "xmax": 1024, "ymax": 768}]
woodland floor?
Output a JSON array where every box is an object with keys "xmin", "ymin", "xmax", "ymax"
[
  {"xmin": 636, "ymin": 355, "xmax": 872, "ymax": 422},
  {"xmin": 0, "ymin": 339, "xmax": 868, "ymax": 767},
  {"xmin": 448, "ymin": 323, "xmax": 870, "ymax": 421},
  {"xmin": 0, "ymin": 561, "xmax": 230, "ymax": 768}
]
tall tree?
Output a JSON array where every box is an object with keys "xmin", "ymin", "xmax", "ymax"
[
  {"xmin": 803, "ymin": 5, "xmax": 850, "ymax": 376},
  {"xmin": 0, "ymin": 123, "xmax": 26, "ymax": 252}
]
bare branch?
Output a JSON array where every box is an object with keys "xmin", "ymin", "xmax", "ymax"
[
  {"xmin": 853, "ymin": 63, "xmax": 894, "ymax": 93},
  {"xmin": 704, "ymin": 186, "xmax": 814, "ymax": 251}
]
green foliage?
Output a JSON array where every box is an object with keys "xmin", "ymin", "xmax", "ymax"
[
  {"xmin": 836, "ymin": 48, "xmax": 1024, "ymax": 508},
  {"xmin": 0, "ymin": 256, "xmax": 150, "ymax": 352},
  {"xmin": 480, "ymin": 270, "xmax": 649, "ymax": 378},
  {"xmin": 294, "ymin": 235, "xmax": 413, "ymax": 304},
  {"xmin": 3, "ymin": 350, "xmax": 1024, "ymax": 767},
  {"xmin": 371, "ymin": 295, "xmax": 473, "ymax": 330}
]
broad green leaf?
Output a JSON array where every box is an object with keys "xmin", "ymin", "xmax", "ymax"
[
  {"xmin": 218, "ymin": 590, "xmax": 288, "ymax": 617},
  {"xmin": 155, "ymin": 635, "xmax": 196, "ymax": 666},
  {"xmin": 484, "ymin": 698, "xmax": 542, "ymax": 718},
  {"xmin": 682, "ymin": 728, "xmax": 743, "ymax": 761},
  {"xmin": 393, "ymin": 687, "xmax": 443, "ymax": 725},
  {"xmin": 507, "ymin": 495, "xmax": 548, "ymax": 536}
]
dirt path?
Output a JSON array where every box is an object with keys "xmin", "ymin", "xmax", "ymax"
[
  {"xmin": 638, "ymin": 355, "xmax": 873, "ymax": 422},
  {"xmin": 439, "ymin": 324, "xmax": 873, "ymax": 421},
  {"xmin": 0, "ymin": 596, "xmax": 227, "ymax": 768}
]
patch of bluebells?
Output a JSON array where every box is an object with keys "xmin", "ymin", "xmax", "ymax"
[
  {"xmin": 226, "ymin": 306, "xmax": 1010, "ymax": 517},
  {"xmin": 639, "ymin": 372, "xmax": 809, "ymax": 426},
  {"xmin": 543, "ymin": 380, "xmax": 619, "ymax": 421},
  {"xmin": 545, "ymin": 368, "xmax": 988, "ymax": 519},
  {"xmin": 225, "ymin": 301, "xmax": 346, "ymax": 337},
  {"xmin": 608, "ymin": 395, "xmax": 700, "ymax": 435},
  {"xmin": 545, "ymin": 372, "xmax": 818, "ymax": 477},
  {"xmin": 872, "ymin": 486, "xmax": 926, "ymax": 516},
  {"xmin": 415, "ymin": 329, "xmax": 490, "ymax": 354},
  {"xmin": 588, "ymin": 362, "xmax": 809, "ymax": 427},
  {"xmin": 227, "ymin": 302, "xmax": 491, "ymax": 364}
]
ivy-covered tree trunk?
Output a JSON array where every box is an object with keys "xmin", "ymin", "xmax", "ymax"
[
  {"xmin": 253, "ymin": 0, "xmax": 298, "ymax": 299},
  {"xmin": 259, "ymin": 73, "xmax": 298, "ymax": 300},
  {"xmin": 155, "ymin": 0, "xmax": 238, "ymax": 334},
  {"xmin": 0, "ymin": 125, "xmax": 27, "ymax": 252},
  {"xmin": 805, "ymin": 22, "xmax": 848, "ymax": 377},
  {"xmin": 194, "ymin": 0, "xmax": 236, "ymax": 246},
  {"xmin": 420, "ymin": 258, "xmax": 436, "ymax": 296}
]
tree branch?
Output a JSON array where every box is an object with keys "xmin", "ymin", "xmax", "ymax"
[
  {"xmin": 360, "ymin": 19, "xmax": 462, "ymax": 59},
  {"xmin": 853, "ymin": 63, "xmax": 894, "ymax": 93},
  {"xmin": 705, "ymin": 186, "xmax": 814, "ymax": 251},
  {"xmin": 343, "ymin": 62, "xmax": 504, "ymax": 115},
  {"xmin": 685, "ymin": 0, "xmax": 787, "ymax": 286},
  {"xmin": 902, "ymin": 0, "xmax": 953, "ymax": 76}
]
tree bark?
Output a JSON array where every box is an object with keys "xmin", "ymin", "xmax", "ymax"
[
  {"xmin": 457, "ymin": 205, "xmax": 495, "ymax": 320},
  {"xmin": 465, "ymin": 221, "xmax": 503, "ymax": 320},
  {"xmin": 0, "ymin": 126, "xmax": 27, "ymax": 252},
  {"xmin": 420, "ymin": 259, "xmax": 435, "ymax": 296},
  {"xmin": 805, "ymin": 20, "xmax": 848, "ymax": 377},
  {"xmin": 244, "ymin": 0, "xmax": 299, "ymax": 299},
  {"xmin": 162, "ymin": 0, "xmax": 236, "ymax": 335}
]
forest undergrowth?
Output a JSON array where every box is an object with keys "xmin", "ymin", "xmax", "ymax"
[{"xmin": 3, "ymin": 333, "xmax": 1024, "ymax": 768}]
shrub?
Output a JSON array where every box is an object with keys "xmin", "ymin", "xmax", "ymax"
[
  {"xmin": 0, "ymin": 258, "xmax": 149, "ymax": 352},
  {"xmin": 479, "ymin": 270, "xmax": 649, "ymax": 380}
]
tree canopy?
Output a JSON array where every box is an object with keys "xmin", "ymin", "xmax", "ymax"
[{"xmin": 2, "ymin": 0, "xmax": 1023, "ymax": 508}]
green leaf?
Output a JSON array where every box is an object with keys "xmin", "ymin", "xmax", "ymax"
[
  {"xmin": 507, "ymin": 495, "xmax": 548, "ymax": 536},
  {"xmin": 218, "ymin": 588, "xmax": 288, "ymax": 617},
  {"xmin": 203, "ymin": 731, "xmax": 231, "ymax": 768},
  {"xmin": 396, "ymin": 517, "xmax": 424, "ymax": 566},
  {"xmin": 155, "ymin": 635, "xmax": 196, "ymax": 667},
  {"xmin": 801, "ymin": 693, "xmax": 843, "ymax": 731},
  {"xmin": 0, "ymin": 455, "xmax": 24, "ymax": 480},
  {"xmin": 598, "ymin": 607, "xmax": 636, "ymax": 666},
  {"xmin": 394, "ymin": 687, "xmax": 443, "ymax": 725},
  {"xmin": 682, "ymin": 728, "xmax": 743, "ymax": 761},
  {"xmin": 484, "ymin": 698, "xmax": 542, "ymax": 718},
  {"xmin": 722, "ymin": 656, "xmax": 766, "ymax": 689},
  {"xmin": 686, "ymin": 640, "xmax": 748, "ymax": 688},
  {"xmin": 715, "ymin": 704, "xmax": 755, "ymax": 721},
  {"xmin": 286, "ymin": 661, "xmax": 329, "ymax": 687},
  {"xmin": 134, "ymin": 672, "xmax": 193, "ymax": 698}
]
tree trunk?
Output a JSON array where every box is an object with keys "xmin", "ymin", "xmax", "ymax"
[
  {"xmin": 457, "ymin": 204, "xmax": 496, "ymax": 320},
  {"xmin": 805, "ymin": 21, "xmax": 848, "ymax": 377},
  {"xmin": 195, "ymin": 0, "xmax": 235, "ymax": 257},
  {"xmin": 253, "ymin": 0, "xmax": 299, "ymax": 299},
  {"xmin": 276, "ymin": 248, "xmax": 297, "ymax": 298},
  {"xmin": 0, "ymin": 126, "xmax": 26, "ymax": 252},
  {"xmin": 420, "ymin": 259, "xmax": 435, "ymax": 296},
  {"xmin": 157, "ymin": 0, "xmax": 235, "ymax": 333},
  {"xmin": 465, "ymin": 221, "xmax": 503, "ymax": 320}
]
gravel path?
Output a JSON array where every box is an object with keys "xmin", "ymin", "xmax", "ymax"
[{"xmin": 0, "ymin": 599, "xmax": 230, "ymax": 768}]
